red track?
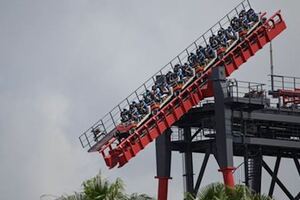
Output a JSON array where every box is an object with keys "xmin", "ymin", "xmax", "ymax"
[{"xmin": 98, "ymin": 10, "xmax": 286, "ymax": 169}]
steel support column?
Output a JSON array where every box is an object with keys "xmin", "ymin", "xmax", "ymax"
[
  {"xmin": 212, "ymin": 66, "xmax": 235, "ymax": 187},
  {"xmin": 248, "ymin": 152, "xmax": 262, "ymax": 193},
  {"xmin": 182, "ymin": 127, "xmax": 194, "ymax": 196},
  {"xmin": 155, "ymin": 129, "xmax": 172, "ymax": 200}
]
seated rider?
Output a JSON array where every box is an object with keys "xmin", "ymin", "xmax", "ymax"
[
  {"xmin": 143, "ymin": 89, "xmax": 153, "ymax": 106},
  {"xmin": 160, "ymin": 80, "xmax": 171, "ymax": 95},
  {"xmin": 137, "ymin": 99, "xmax": 148, "ymax": 115},
  {"xmin": 121, "ymin": 108, "xmax": 131, "ymax": 123},
  {"xmin": 205, "ymin": 45, "xmax": 216, "ymax": 59},
  {"xmin": 217, "ymin": 28, "xmax": 228, "ymax": 47},
  {"xmin": 209, "ymin": 34, "xmax": 220, "ymax": 50},
  {"xmin": 230, "ymin": 16, "xmax": 242, "ymax": 32},
  {"xmin": 225, "ymin": 26, "xmax": 237, "ymax": 41},
  {"xmin": 239, "ymin": 10, "xmax": 250, "ymax": 30},
  {"xmin": 246, "ymin": 8, "xmax": 259, "ymax": 23},
  {"xmin": 152, "ymin": 85, "xmax": 162, "ymax": 103},
  {"xmin": 174, "ymin": 64, "xmax": 184, "ymax": 82},
  {"xmin": 188, "ymin": 52, "xmax": 197, "ymax": 67},
  {"xmin": 196, "ymin": 45, "xmax": 206, "ymax": 65},
  {"xmin": 129, "ymin": 102, "xmax": 140, "ymax": 122},
  {"xmin": 182, "ymin": 62, "xmax": 194, "ymax": 77},
  {"xmin": 166, "ymin": 71, "xmax": 177, "ymax": 87}
]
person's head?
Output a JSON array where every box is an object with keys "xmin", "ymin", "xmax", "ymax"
[
  {"xmin": 218, "ymin": 30, "xmax": 223, "ymax": 36},
  {"xmin": 239, "ymin": 10, "xmax": 246, "ymax": 18}
]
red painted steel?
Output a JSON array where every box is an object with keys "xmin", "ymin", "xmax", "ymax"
[
  {"xmin": 156, "ymin": 177, "xmax": 170, "ymax": 200},
  {"xmin": 279, "ymin": 89, "xmax": 300, "ymax": 105},
  {"xmin": 219, "ymin": 167, "xmax": 236, "ymax": 188},
  {"xmin": 98, "ymin": 11, "xmax": 286, "ymax": 169}
]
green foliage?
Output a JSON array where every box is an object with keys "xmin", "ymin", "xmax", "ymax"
[
  {"xmin": 186, "ymin": 183, "xmax": 274, "ymax": 200},
  {"xmin": 56, "ymin": 172, "xmax": 155, "ymax": 200}
]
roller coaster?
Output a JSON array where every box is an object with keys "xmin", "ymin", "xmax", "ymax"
[{"xmin": 78, "ymin": 0, "xmax": 295, "ymax": 199}]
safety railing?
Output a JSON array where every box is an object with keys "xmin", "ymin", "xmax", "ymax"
[
  {"xmin": 79, "ymin": 0, "xmax": 253, "ymax": 149},
  {"xmin": 227, "ymin": 80, "xmax": 267, "ymax": 104},
  {"xmin": 269, "ymin": 74, "xmax": 300, "ymax": 92},
  {"xmin": 268, "ymin": 74, "xmax": 300, "ymax": 108}
]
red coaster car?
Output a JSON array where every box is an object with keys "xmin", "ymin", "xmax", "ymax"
[
  {"xmin": 115, "ymin": 121, "xmax": 137, "ymax": 142},
  {"xmin": 151, "ymin": 102, "xmax": 161, "ymax": 114},
  {"xmin": 116, "ymin": 121, "xmax": 137, "ymax": 133},
  {"xmin": 194, "ymin": 64, "xmax": 205, "ymax": 76},
  {"xmin": 239, "ymin": 29, "xmax": 248, "ymax": 40},
  {"xmin": 217, "ymin": 46, "xmax": 227, "ymax": 59},
  {"xmin": 173, "ymin": 82, "xmax": 183, "ymax": 95}
]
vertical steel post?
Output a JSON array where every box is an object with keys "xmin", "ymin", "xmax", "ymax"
[
  {"xmin": 270, "ymin": 42, "xmax": 274, "ymax": 91},
  {"xmin": 182, "ymin": 127, "xmax": 194, "ymax": 195},
  {"xmin": 212, "ymin": 66, "xmax": 235, "ymax": 188},
  {"xmin": 155, "ymin": 129, "xmax": 172, "ymax": 200}
]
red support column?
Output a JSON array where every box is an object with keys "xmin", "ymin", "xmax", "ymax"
[
  {"xmin": 156, "ymin": 177, "xmax": 170, "ymax": 200},
  {"xmin": 219, "ymin": 167, "xmax": 236, "ymax": 188}
]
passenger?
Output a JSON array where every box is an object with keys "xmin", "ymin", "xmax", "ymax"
[
  {"xmin": 174, "ymin": 64, "xmax": 184, "ymax": 82},
  {"xmin": 225, "ymin": 26, "xmax": 237, "ymax": 41},
  {"xmin": 217, "ymin": 28, "xmax": 228, "ymax": 47},
  {"xmin": 166, "ymin": 71, "xmax": 177, "ymax": 87},
  {"xmin": 129, "ymin": 103, "xmax": 140, "ymax": 122},
  {"xmin": 196, "ymin": 45, "xmax": 206, "ymax": 65},
  {"xmin": 160, "ymin": 81, "xmax": 171, "ymax": 96},
  {"xmin": 231, "ymin": 16, "xmax": 242, "ymax": 32},
  {"xmin": 205, "ymin": 45, "xmax": 216, "ymax": 59},
  {"xmin": 137, "ymin": 99, "xmax": 148, "ymax": 115},
  {"xmin": 247, "ymin": 8, "xmax": 259, "ymax": 23},
  {"xmin": 121, "ymin": 108, "xmax": 130, "ymax": 123},
  {"xmin": 209, "ymin": 34, "xmax": 220, "ymax": 50},
  {"xmin": 152, "ymin": 85, "xmax": 162, "ymax": 103},
  {"xmin": 188, "ymin": 52, "xmax": 197, "ymax": 67},
  {"xmin": 143, "ymin": 90, "xmax": 153, "ymax": 105},
  {"xmin": 182, "ymin": 63, "xmax": 194, "ymax": 77},
  {"xmin": 239, "ymin": 10, "xmax": 250, "ymax": 30}
]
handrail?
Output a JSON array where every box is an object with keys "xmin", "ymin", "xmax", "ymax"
[{"xmin": 79, "ymin": 0, "xmax": 253, "ymax": 150}]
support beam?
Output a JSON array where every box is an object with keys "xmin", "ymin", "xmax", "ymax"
[
  {"xmin": 262, "ymin": 160, "xmax": 294, "ymax": 200},
  {"xmin": 194, "ymin": 150, "xmax": 210, "ymax": 195},
  {"xmin": 233, "ymin": 136, "xmax": 300, "ymax": 149},
  {"xmin": 295, "ymin": 192, "xmax": 300, "ymax": 200},
  {"xmin": 212, "ymin": 66, "xmax": 235, "ymax": 187},
  {"xmin": 268, "ymin": 155, "xmax": 281, "ymax": 197},
  {"xmin": 293, "ymin": 156, "xmax": 300, "ymax": 176},
  {"xmin": 155, "ymin": 129, "xmax": 172, "ymax": 200},
  {"xmin": 182, "ymin": 127, "xmax": 194, "ymax": 195}
]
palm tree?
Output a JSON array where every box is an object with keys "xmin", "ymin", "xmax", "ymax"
[
  {"xmin": 126, "ymin": 193, "xmax": 154, "ymax": 200},
  {"xmin": 82, "ymin": 172, "xmax": 127, "ymax": 200},
  {"xmin": 54, "ymin": 172, "xmax": 155, "ymax": 200},
  {"xmin": 186, "ymin": 183, "xmax": 274, "ymax": 200}
]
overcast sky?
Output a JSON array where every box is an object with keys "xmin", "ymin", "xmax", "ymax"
[{"xmin": 0, "ymin": 0, "xmax": 299, "ymax": 200}]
